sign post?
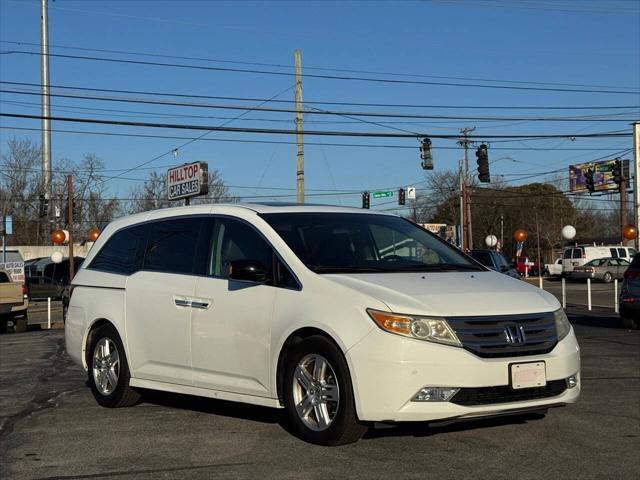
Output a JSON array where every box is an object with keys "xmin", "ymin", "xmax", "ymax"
[{"xmin": 167, "ymin": 162, "xmax": 209, "ymax": 204}]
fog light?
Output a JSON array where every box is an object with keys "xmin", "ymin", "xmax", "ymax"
[
  {"xmin": 566, "ymin": 375, "xmax": 578, "ymax": 389},
  {"xmin": 413, "ymin": 387, "xmax": 459, "ymax": 402}
]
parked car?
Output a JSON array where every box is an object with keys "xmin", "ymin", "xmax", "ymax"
[
  {"xmin": 66, "ymin": 204, "xmax": 580, "ymax": 445},
  {"xmin": 562, "ymin": 245, "xmax": 636, "ymax": 274},
  {"xmin": 545, "ymin": 258, "xmax": 563, "ymax": 277},
  {"xmin": 0, "ymin": 267, "xmax": 28, "ymax": 333},
  {"xmin": 620, "ymin": 254, "xmax": 640, "ymax": 329},
  {"xmin": 25, "ymin": 257, "xmax": 84, "ymax": 300},
  {"xmin": 570, "ymin": 258, "xmax": 629, "ymax": 283},
  {"xmin": 515, "ymin": 256, "xmax": 541, "ymax": 276},
  {"xmin": 469, "ymin": 249, "xmax": 519, "ymax": 279}
]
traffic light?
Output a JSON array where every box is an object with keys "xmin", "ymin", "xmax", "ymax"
[
  {"xmin": 64, "ymin": 197, "xmax": 78, "ymax": 225},
  {"xmin": 613, "ymin": 159, "xmax": 623, "ymax": 184},
  {"xmin": 584, "ymin": 168, "xmax": 595, "ymax": 193},
  {"xmin": 398, "ymin": 188, "xmax": 406, "ymax": 206},
  {"xmin": 38, "ymin": 194, "xmax": 49, "ymax": 218},
  {"xmin": 362, "ymin": 191, "xmax": 370, "ymax": 209},
  {"xmin": 420, "ymin": 138, "xmax": 433, "ymax": 170},
  {"xmin": 476, "ymin": 144, "xmax": 490, "ymax": 183}
]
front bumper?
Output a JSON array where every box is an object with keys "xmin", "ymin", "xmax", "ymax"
[{"xmin": 345, "ymin": 327, "xmax": 581, "ymax": 422}]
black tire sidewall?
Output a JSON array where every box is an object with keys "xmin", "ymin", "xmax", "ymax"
[
  {"xmin": 603, "ymin": 272, "xmax": 612, "ymax": 283},
  {"xmin": 87, "ymin": 324, "xmax": 133, "ymax": 407},
  {"xmin": 283, "ymin": 336, "xmax": 362, "ymax": 445}
]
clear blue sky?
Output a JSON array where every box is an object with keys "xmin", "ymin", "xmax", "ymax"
[{"xmin": 0, "ymin": 0, "xmax": 638, "ymax": 210}]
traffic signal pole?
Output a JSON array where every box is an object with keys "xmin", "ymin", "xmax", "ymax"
[
  {"xmin": 40, "ymin": 0, "xmax": 52, "ymax": 243},
  {"xmin": 620, "ymin": 175, "xmax": 628, "ymax": 245},
  {"xmin": 634, "ymin": 122, "xmax": 640, "ymax": 250},
  {"xmin": 459, "ymin": 127, "xmax": 475, "ymax": 250}
]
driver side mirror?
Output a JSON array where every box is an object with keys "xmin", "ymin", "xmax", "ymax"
[{"xmin": 228, "ymin": 260, "xmax": 269, "ymax": 283}]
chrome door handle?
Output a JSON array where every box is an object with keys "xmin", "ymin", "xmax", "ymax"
[
  {"xmin": 190, "ymin": 300, "xmax": 211, "ymax": 310},
  {"xmin": 174, "ymin": 296, "xmax": 190, "ymax": 308}
]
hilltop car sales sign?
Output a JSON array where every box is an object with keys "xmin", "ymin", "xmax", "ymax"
[{"xmin": 167, "ymin": 162, "xmax": 209, "ymax": 201}]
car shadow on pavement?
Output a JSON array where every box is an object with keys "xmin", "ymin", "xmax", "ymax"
[
  {"xmin": 568, "ymin": 312, "xmax": 624, "ymax": 329},
  {"xmin": 137, "ymin": 388, "xmax": 286, "ymax": 425},
  {"xmin": 363, "ymin": 412, "xmax": 547, "ymax": 439}
]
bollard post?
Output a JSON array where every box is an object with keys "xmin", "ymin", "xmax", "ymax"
[
  {"xmin": 587, "ymin": 278, "xmax": 592, "ymax": 311},
  {"xmin": 539, "ymin": 275, "xmax": 543, "ymax": 289},
  {"xmin": 525, "ymin": 265, "xmax": 528, "ymax": 278},
  {"xmin": 614, "ymin": 279, "xmax": 619, "ymax": 314},
  {"xmin": 47, "ymin": 297, "xmax": 51, "ymax": 329},
  {"xmin": 562, "ymin": 277, "xmax": 566, "ymax": 309}
]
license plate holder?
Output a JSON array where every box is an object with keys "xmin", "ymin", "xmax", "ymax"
[{"xmin": 510, "ymin": 361, "xmax": 546, "ymax": 390}]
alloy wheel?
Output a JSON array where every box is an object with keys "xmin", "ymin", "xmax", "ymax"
[
  {"xmin": 92, "ymin": 337, "xmax": 120, "ymax": 396},
  {"xmin": 292, "ymin": 354, "xmax": 340, "ymax": 431}
]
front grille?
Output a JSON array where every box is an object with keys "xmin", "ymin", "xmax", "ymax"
[
  {"xmin": 446, "ymin": 312, "xmax": 558, "ymax": 358},
  {"xmin": 451, "ymin": 380, "xmax": 567, "ymax": 406}
]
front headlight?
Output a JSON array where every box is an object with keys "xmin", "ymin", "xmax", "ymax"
[
  {"xmin": 554, "ymin": 308, "xmax": 571, "ymax": 341},
  {"xmin": 367, "ymin": 309, "xmax": 462, "ymax": 347}
]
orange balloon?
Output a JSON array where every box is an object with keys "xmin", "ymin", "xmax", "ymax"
[
  {"xmin": 88, "ymin": 228, "xmax": 100, "ymax": 242},
  {"xmin": 51, "ymin": 230, "xmax": 66, "ymax": 245},
  {"xmin": 623, "ymin": 224, "xmax": 637, "ymax": 240},
  {"xmin": 514, "ymin": 229, "xmax": 528, "ymax": 242}
]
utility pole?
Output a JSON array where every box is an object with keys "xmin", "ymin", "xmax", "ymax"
[
  {"xmin": 634, "ymin": 122, "xmax": 640, "ymax": 250},
  {"xmin": 620, "ymin": 175, "xmax": 628, "ymax": 244},
  {"xmin": 41, "ymin": 0, "xmax": 52, "ymax": 215},
  {"xmin": 294, "ymin": 49, "xmax": 304, "ymax": 203},
  {"xmin": 459, "ymin": 159, "xmax": 465, "ymax": 249},
  {"xmin": 66, "ymin": 175, "xmax": 74, "ymax": 280},
  {"xmin": 500, "ymin": 213, "xmax": 504, "ymax": 252},
  {"xmin": 458, "ymin": 127, "xmax": 475, "ymax": 250}
]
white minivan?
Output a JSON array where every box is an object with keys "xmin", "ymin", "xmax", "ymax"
[{"xmin": 65, "ymin": 204, "xmax": 580, "ymax": 445}]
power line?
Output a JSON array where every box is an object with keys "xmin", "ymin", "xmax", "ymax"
[
  {"xmin": 0, "ymin": 125, "xmax": 628, "ymax": 151},
  {"xmin": 1, "ymin": 112, "xmax": 633, "ymax": 139},
  {"xmin": 2, "ymin": 40, "xmax": 637, "ymax": 91},
  {"xmin": 2, "ymin": 50, "xmax": 638, "ymax": 95},
  {"xmin": 4, "ymin": 80, "xmax": 637, "ymax": 111},
  {"xmin": 3, "ymin": 86, "xmax": 638, "ymax": 122}
]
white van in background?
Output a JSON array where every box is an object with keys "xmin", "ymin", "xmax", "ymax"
[{"xmin": 562, "ymin": 245, "xmax": 637, "ymax": 274}]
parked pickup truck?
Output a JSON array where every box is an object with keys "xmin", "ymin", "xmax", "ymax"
[
  {"xmin": 0, "ymin": 268, "xmax": 28, "ymax": 333},
  {"xmin": 545, "ymin": 258, "xmax": 564, "ymax": 277}
]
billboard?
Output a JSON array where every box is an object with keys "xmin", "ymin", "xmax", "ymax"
[
  {"xmin": 569, "ymin": 159, "xmax": 629, "ymax": 193},
  {"xmin": 167, "ymin": 162, "xmax": 209, "ymax": 201}
]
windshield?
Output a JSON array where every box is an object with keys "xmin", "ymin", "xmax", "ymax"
[{"xmin": 262, "ymin": 212, "xmax": 483, "ymax": 273}]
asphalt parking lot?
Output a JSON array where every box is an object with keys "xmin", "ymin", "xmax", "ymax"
[{"xmin": 1, "ymin": 308, "xmax": 638, "ymax": 480}]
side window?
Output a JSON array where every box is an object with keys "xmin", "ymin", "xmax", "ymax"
[
  {"xmin": 618, "ymin": 248, "xmax": 627, "ymax": 258},
  {"xmin": 610, "ymin": 248, "xmax": 619, "ymax": 258},
  {"xmin": 90, "ymin": 224, "xmax": 149, "ymax": 275},
  {"xmin": 572, "ymin": 249, "xmax": 582, "ymax": 259},
  {"xmin": 0, "ymin": 272, "xmax": 10, "ymax": 283},
  {"xmin": 143, "ymin": 218, "xmax": 204, "ymax": 275},
  {"xmin": 564, "ymin": 249, "xmax": 573, "ymax": 259},
  {"xmin": 209, "ymin": 218, "xmax": 273, "ymax": 278},
  {"xmin": 629, "ymin": 249, "xmax": 637, "ymax": 257}
]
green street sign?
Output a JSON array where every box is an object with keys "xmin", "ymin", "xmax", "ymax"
[{"xmin": 373, "ymin": 191, "xmax": 393, "ymax": 198}]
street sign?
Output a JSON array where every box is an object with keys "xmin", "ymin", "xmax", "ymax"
[
  {"xmin": 569, "ymin": 159, "xmax": 630, "ymax": 193},
  {"xmin": 407, "ymin": 187, "xmax": 416, "ymax": 199},
  {"xmin": 373, "ymin": 191, "xmax": 394, "ymax": 199},
  {"xmin": 167, "ymin": 161, "xmax": 209, "ymax": 201}
]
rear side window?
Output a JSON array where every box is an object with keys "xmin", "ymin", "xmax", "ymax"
[
  {"xmin": 610, "ymin": 248, "xmax": 619, "ymax": 258},
  {"xmin": 0, "ymin": 272, "xmax": 10, "ymax": 282},
  {"xmin": 618, "ymin": 248, "xmax": 627, "ymax": 258},
  {"xmin": 90, "ymin": 224, "xmax": 149, "ymax": 275},
  {"xmin": 572, "ymin": 248, "xmax": 583, "ymax": 259},
  {"xmin": 143, "ymin": 218, "xmax": 204, "ymax": 275}
]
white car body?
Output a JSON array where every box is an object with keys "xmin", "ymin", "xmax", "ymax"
[{"xmin": 66, "ymin": 204, "xmax": 580, "ymax": 431}]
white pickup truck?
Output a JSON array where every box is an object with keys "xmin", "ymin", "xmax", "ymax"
[{"xmin": 545, "ymin": 258, "xmax": 564, "ymax": 277}]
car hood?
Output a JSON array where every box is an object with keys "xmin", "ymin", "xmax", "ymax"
[{"xmin": 322, "ymin": 270, "xmax": 560, "ymax": 316}]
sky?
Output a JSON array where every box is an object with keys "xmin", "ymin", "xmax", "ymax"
[{"xmin": 0, "ymin": 0, "xmax": 638, "ymax": 211}]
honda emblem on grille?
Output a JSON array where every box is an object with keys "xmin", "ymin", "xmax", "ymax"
[{"xmin": 504, "ymin": 325, "xmax": 527, "ymax": 345}]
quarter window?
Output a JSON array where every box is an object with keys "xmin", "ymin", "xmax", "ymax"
[
  {"xmin": 90, "ymin": 224, "xmax": 149, "ymax": 275},
  {"xmin": 618, "ymin": 248, "xmax": 627, "ymax": 258},
  {"xmin": 572, "ymin": 249, "xmax": 583, "ymax": 259},
  {"xmin": 610, "ymin": 248, "xmax": 619, "ymax": 258},
  {"xmin": 143, "ymin": 218, "xmax": 204, "ymax": 275}
]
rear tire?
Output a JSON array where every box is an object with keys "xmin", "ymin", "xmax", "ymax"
[
  {"xmin": 283, "ymin": 335, "xmax": 367, "ymax": 446},
  {"xmin": 87, "ymin": 324, "xmax": 140, "ymax": 408},
  {"xmin": 621, "ymin": 316, "xmax": 639, "ymax": 330},
  {"xmin": 14, "ymin": 314, "xmax": 27, "ymax": 333},
  {"xmin": 603, "ymin": 272, "xmax": 613, "ymax": 283}
]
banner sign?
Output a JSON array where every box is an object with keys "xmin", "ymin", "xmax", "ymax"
[{"xmin": 569, "ymin": 159, "xmax": 629, "ymax": 193}]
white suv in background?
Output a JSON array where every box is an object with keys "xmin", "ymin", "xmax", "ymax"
[{"xmin": 65, "ymin": 203, "xmax": 580, "ymax": 445}]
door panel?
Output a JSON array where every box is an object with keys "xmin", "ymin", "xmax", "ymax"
[
  {"xmin": 191, "ymin": 277, "xmax": 275, "ymax": 395},
  {"xmin": 126, "ymin": 271, "xmax": 195, "ymax": 385}
]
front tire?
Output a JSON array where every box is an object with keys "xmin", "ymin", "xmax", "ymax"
[
  {"xmin": 283, "ymin": 335, "xmax": 367, "ymax": 445},
  {"xmin": 603, "ymin": 272, "xmax": 613, "ymax": 283},
  {"xmin": 621, "ymin": 315, "xmax": 639, "ymax": 330},
  {"xmin": 87, "ymin": 324, "xmax": 140, "ymax": 408}
]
